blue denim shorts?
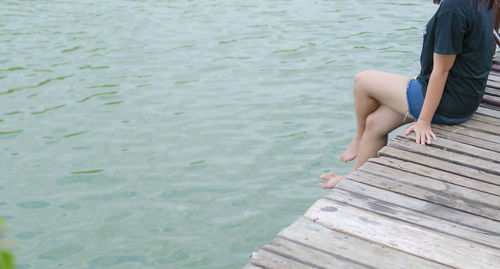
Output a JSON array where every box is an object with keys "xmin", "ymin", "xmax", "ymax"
[{"xmin": 406, "ymin": 79, "xmax": 472, "ymax": 125}]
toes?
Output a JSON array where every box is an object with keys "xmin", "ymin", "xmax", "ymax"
[
  {"xmin": 320, "ymin": 173, "xmax": 335, "ymax": 180},
  {"xmin": 318, "ymin": 182, "xmax": 334, "ymax": 189},
  {"xmin": 340, "ymin": 154, "xmax": 356, "ymax": 162}
]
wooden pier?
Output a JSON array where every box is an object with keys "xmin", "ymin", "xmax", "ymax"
[{"xmin": 244, "ymin": 71, "xmax": 500, "ymax": 268}]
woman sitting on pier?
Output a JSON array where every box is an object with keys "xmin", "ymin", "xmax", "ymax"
[{"xmin": 319, "ymin": 0, "xmax": 496, "ymax": 189}]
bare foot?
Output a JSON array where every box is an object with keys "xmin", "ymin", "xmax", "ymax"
[
  {"xmin": 318, "ymin": 172, "xmax": 347, "ymax": 189},
  {"xmin": 340, "ymin": 137, "xmax": 360, "ymax": 162}
]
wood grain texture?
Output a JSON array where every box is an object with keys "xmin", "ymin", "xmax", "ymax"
[
  {"xmin": 397, "ymin": 133, "xmax": 500, "ymax": 163},
  {"xmin": 482, "ymin": 94, "xmax": 500, "ymax": 105},
  {"xmin": 264, "ymin": 237, "xmax": 367, "ymax": 269},
  {"xmin": 337, "ymin": 179, "xmax": 500, "ymax": 234},
  {"xmin": 476, "ymin": 106, "xmax": 500, "ymax": 118},
  {"xmin": 388, "ymin": 136, "xmax": 500, "ymax": 175},
  {"xmin": 487, "ymin": 79, "xmax": 500, "ymax": 89},
  {"xmin": 430, "ymin": 126, "xmax": 500, "ymax": 153},
  {"xmin": 485, "ymin": 87, "xmax": 500, "ymax": 97},
  {"xmin": 358, "ymin": 161, "xmax": 500, "ymax": 209},
  {"xmin": 378, "ymin": 146, "xmax": 500, "ymax": 186},
  {"xmin": 470, "ymin": 112, "xmax": 500, "ymax": 126},
  {"xmin": 348, "ymin": 168, "xmax": 500, "ymax": 220},
  {"xmin": 459, "ymin": 119, "xmax": 500, "ymax": 135},
  {"xmin": 370, "ymin": 156, "xmax": 500, "ymax": 196},
  {"xmin": 305, "ymin": 199, "xmax": 500, "ymax": 268},
  {"xmin": 324, "ymin": 186, "xmax": 500, "ymax": 249},
  {"xmin": 433, "ymin": 124, "xmax": 500, "ymax": 145},
  {"xmin": 488, "ymin": 75, "xmax": 500, "ymax": 84},
  {"xmin": 242, "ymin": 263, "xmax": 263, "ymax": 269},
  {"xmin": 278, "ymin": 217, "xmax": 450, "ymax": 269},
  {"xmin": 248, "ymin": 248, "xmax": 316, "ymax": 269}
]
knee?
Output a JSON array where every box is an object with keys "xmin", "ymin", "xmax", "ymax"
[{"xmin": 353, "ymin": 70, "xmax": 375, "ymax": 94}]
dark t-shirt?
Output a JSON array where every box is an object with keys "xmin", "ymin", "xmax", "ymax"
[{"xmin": 416, "ymin": 0, "xmax": 493, "ymax": 118}]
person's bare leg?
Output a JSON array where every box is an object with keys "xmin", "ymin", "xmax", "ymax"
[
  {"xmin": 320, "ymin": 105, "xmax": 413, "ymax": 189},
  {"xmin": 352, "ymin": 105, "xmax": 413, "ymax": 171},
  {"xmin": 340, "ymin": 71, "xmax": 412, "ymax": 162},
  {"xmin": 321, "ymin": 71, "xmax": 412, "ymax": 189},
  {"xmin": 340, "ymin": 73, "xmax": 379, "ymax": 162},
  {"xmin": 320, "ymin": 105, "xmax": 412, "ymax": 188}
]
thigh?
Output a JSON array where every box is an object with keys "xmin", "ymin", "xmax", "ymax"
[{"xmin": 356, "ymin": 70, "xmax": 412, "ymax": 115}]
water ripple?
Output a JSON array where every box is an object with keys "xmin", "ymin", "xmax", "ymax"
[{"xmin": 0, "ymin": 0, "xmax": 436, "ymax": 268}]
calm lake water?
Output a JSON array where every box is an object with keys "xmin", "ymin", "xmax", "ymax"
[{"xmin": 1, "ymin": 0, "xmax": 436, "ymax": 268}]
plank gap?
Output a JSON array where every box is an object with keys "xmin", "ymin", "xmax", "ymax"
[
  {"xmin": 260, "ymin": 246, "xmax": 329, "ymax": 269},
  {"xmin": 396, "ymin": 135, "xmax": 500, "ymax": 165},
  {"xmin": 379, "ymin": 146, "xmax": 500, "ymax": 187},
  {"xmin": 432, "ymin": 124, "xmax": 500, "ymax": 146},
  {"xmin": 275, "ymin": 236, "xmax": 375, "ymax": 269},
  {"xmin": 389, "ymin": 137, "xmax": 500, "ymax": 177},
  {"xmin": 301, "ymin": 214, "xmax": 452, "ymax": 269},
  {"xmin": 325, "ymin": 188, "xmax": 500, "ymax": 250},
  {"xmin": 347, "ymin": 171, "xmax": 500, "ymax": 223},
  {"xmin": 370, "ymin": 157, "xmax": 500, "ymax": 198},
  {"xmin": 358, "ymin": 166, "xmax": 500, "ymax": 212},
  {"xmin": 336, "ymin": 184, "xmax": 500, "ymax": 236}
]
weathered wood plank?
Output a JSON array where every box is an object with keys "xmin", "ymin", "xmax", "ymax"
[
  {"xmin": 488, "ymin": 70, "xmax": 500, "ymax": 78},
  {"xmin": 348, "ymin": 169, "xmax": 500, "ymax": 221},
  {"xmin": 396, "ymin": 133, "xmax": 500, "ymax": 166},
  {"xmin": 370, "ymin": 157, "xmax": 500, "ymax": 196},
  {"xmin": 243, "ymin": 263, "xmax": 263, "ymax": 269},
  {"xmin": 459, "ymin": 119, "xmax": 500, "ymax": 135},
  {"xmin": 358, "ymin": 161, "xmax": 500, "ymax": 210},
  {"xmin": 278, "ymin": 217, "xmax": 450, "ymax": 269},
  {"xmin": 488, "ymin": 74, "xmax": 500, "ymax": 82},
  {"xmin": 378, "ymin": 146, "xmax": 500, "ymax": 186},
  {"xmin": 389, "ymin": 136, "xmax": 500, "ymax": 175},
  {"xmin": 470, "ymin": 112, "xmax": 500, "ymax": 126},
  {"xmin": 486, "ymin": 76, "xmax": 500, "ymax": 88},
  {"xmin": 431, "ymin": 126, "xmax": 500, "ymax": 153},
  {"xmin": 305, "ymin": 199, "xmax": 500, "ymax": 268},
  {"xmin": 433, "ymin": 124, "xmax": 500, "ymax": 145},
  {"xmin": 485, "ymin": 87, "xmax": 500, "ymax": 97},
  {"xmin": 324, "ymin": 186, "xmax": 500, "ymax": 249},
  {"xmin": 263, "ymin": 237, "xmax": 367, "ymax": 269},
  {"xmin": 476, "ymin": 106, "xmax": 500, "ymax": 118},
  {"xmin": 480, "ymin": 102, "xmax": 500, "ymax": 112},
  {"xmin": 487, "ymin": 79, "xmax": 500, "ymax": 89},
  {"xmin": 337, "ymin": 179, "xmax": 500, "ymax": 234},
  {"xmin": 488, "ymin": 74, "xmax": 500, "ymax": 84},
  {"xmin": 483, "ymin": 93, "xmax": 500, "ymax": 105},
  {"xmin": 248, "ymin": 248, "xmax": 315, "ymax": 269}
]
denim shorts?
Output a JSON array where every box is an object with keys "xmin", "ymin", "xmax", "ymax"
[{"xmin": 406, "ymin": 79, "xmax": 472, "ymax": 125}]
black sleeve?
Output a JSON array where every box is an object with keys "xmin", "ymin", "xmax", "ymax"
[{"xmin": 434, "ymin": 11, "xmax": 467, "ymax": 55}]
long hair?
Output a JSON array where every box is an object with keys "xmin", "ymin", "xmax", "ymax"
[{"xmin": 433, "ymin": 0, "xmax": 495, "ymax": 9}]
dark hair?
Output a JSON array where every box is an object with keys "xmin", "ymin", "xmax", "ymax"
[{"xmin": 433, "ymin": 0, "xmax": 494, "ymax": 9}]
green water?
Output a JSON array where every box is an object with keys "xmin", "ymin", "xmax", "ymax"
[{"xmin": 1, "ymin": 0, "xmax": 436, "ymax": 268}]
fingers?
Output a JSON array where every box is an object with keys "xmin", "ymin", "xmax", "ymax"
[
  {"xmin": 415, "ymin": 131, "xmax": 421, "ymax": 144},
  {"xmin": 318, "ymin": 182, "xmax": 331, "ymax": 189},
  {"xmin": 431, "ymin": 131, "xmax": 437, "ymax": 141},
  {"xmin": 407, "ymin": 123, "xmax": 436, "ymax": 145},
  {"xmin": 404, "ymin": 125, "xmax": 414, "ymax": 136},
  {"xmin": 417, "ymin": 131, "xmax": 436, "ymax": 145},
  {"xmin": 425, "ymin": 130, "xmax": 437, "ymax": 145}
]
